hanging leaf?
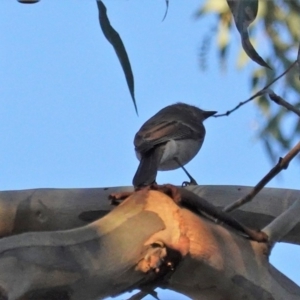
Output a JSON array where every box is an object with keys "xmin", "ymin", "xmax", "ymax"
[
  {"xmin": 18, "ymin": 0, "xmax": 39, "ymax": 3},
  {"xmin": 97, "ymin": 1, "xmax": 138, "ymax": 114},
  {"xmin": 226, "ymin": 0, "xmax": 271, "ymax": 69},
  {"xmin": 162, "ymin": 0, "xmax": 169, "ymax": 22}
]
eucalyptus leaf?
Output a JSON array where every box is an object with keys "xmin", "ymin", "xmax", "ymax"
[
  {"xmin": 97, "ymin": 1, "xmax": 138, "ymax": 114},
  {"xmin": 195, "ymin": 1, "xmax": 300, "ymax": 157},
  {"xmin": 226, "ymin": 0, "xmax": 271, "ymax": 69},
  {"xmin": 162, "ymin": 0, "xmax": 169, "ymax": 22}
]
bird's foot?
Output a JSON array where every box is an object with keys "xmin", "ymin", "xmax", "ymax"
[
  {"xmin": 173, "ymin": 158, "xmax": 198, "ymax": 186},
  {"xmin": 182, "ymin": 178, "xmax": 198, "ymax": 187},
  {"xmin": 109, "ymin": 191, "xmax": 134, "ymax": 205},
  {"xmin": 109, "ymin": 184, "xmax": 181, "ymax": 206},
  {"xmin": 109, "ymin": 185, "xmax": 153, "ymax": 205},
  {"xmin": 150, "ymin": 183, "xmax": 181, "ymax": 204}
]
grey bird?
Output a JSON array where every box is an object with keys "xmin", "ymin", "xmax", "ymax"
[{"xmin": 133, "ymin": 102, "xmax": 216, "ymax": 187}]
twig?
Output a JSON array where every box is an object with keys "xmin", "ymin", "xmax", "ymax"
[
  {"xmin": 265, "ymin": 89, "xmax": 300, "ymax": 117},
  {"xmin": 215, "ymin": 60, "xmax": 297, "ymax": 117},
  {"xmin": 262, "ymin": 199, "xmax": 300, "ymax": 246},
  {"xmin": 223, "ymin": 141, "xmax": 300, "ymax": 213}
]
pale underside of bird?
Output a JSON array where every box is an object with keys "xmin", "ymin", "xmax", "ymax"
[{"xmin": 133, "ymin": 102, "xmax": 216, "ymax": 187}]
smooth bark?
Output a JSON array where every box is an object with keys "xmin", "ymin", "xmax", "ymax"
[
  {"xmin": 0, "ymin": 189, "xmax": 299, "ymax": 299},
  {"xmin": 0, "ymin": 185, "xmax": 299, "ymax": 244}
]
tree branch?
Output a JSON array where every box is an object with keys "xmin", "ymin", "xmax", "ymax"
[
  {"xmin": 263, "ymin": 199, "xmax": 300, "ymax": 246},
  {"xmin": 265, "ymin": 89, "xmax": 300, "ymax": 117},
  {"xmin": 0, "ymin": 189, "xmax": 299, "ymax": 300},
  {"xmin": 223, "ymin": 141, "xmax": 300, "ymax": 213},
  {"xmin": 177, "ymin": 187, "xmax": 267, "ymax": 242},
  {"xmin": 1, "ymin": 185, "xmax": 300, "ymax": 244},
  {"xmin": 215, "ymin": 60, "xmax": 297, "ymax": 117}
]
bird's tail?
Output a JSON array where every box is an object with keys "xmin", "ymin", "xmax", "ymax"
[{"xmin": 132, "ymin": 147, "xmax": 162, "ymax": 187}]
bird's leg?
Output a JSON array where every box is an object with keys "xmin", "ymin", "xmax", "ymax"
[{"xmin": 173, "ymin": 158, "xmax": 198, "ymax": 186}]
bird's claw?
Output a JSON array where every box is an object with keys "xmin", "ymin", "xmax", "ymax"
[
  {"xmin": 109, "ymin": 184, "xmax": 182, "ymax": 206},
  {"xmin": 109, "ymin": 191, "xmax": 133, "ymax": 205},
  {"xmin": 151, "ymin": 183, "xmax": 181, "ymax": 204},
  {"xmin": 109, "ymin": 185, "xmax": 152, "ymax": 205},
  {"xmin": 182, "ymin": 179, "xmax": 198, "ymax": 187}
]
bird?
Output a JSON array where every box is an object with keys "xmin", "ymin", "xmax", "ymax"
[{"xmin": 132, "ymin": 102, "xmax": 216, "ymax": 187}]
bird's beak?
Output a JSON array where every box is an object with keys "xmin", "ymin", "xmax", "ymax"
[{"xmin": 203, "ymin": 111, "xmax": 217, "ymax": 119}]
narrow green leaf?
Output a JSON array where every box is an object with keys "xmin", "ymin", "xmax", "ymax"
[
  {"xmin": 97, "ymin": 1, "xmax": 138, "ymax": 114},
  {"xmin": 162, "ymin": 0, "xmax": 169, "ymax": 22},
  {"xmin": 226, "ymin": 0, "xmax": 271, "ymax": 69},
  {"xmin": 240, "ymin": 32, "xmax": 271, "ymax": 69}
]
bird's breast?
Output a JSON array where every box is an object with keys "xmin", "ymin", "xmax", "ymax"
[{"xmin": 158, "ymin": 139, "xmax": 203, "ymax": 170}]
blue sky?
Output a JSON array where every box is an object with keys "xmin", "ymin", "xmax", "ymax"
[{"xmin": 1, "ymin": 1, "xmax": 299, "ymax": 299}]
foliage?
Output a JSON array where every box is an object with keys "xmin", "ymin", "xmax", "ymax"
[
  {"xmin": 97, "ymin": 1, "xmax": 137, "ymax": 114},
  {"xmin": 95, "ymin": 0, "xmax": 300, "ymax": 161},
  {"xmin": 195, "ymin": 0, "xmax": 300, "ymax": 160}
]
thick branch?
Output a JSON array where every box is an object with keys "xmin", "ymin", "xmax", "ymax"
[
  {"xmin": 1, "ymin": 185, "xmax": 300, "ymax": 245},
  {"xmin": 0, "ymin": 190, "xmax": 299, "ymax": 300},
  {"xmin": 177, "ymin": 187, "xmax": 267, "ymax": 242},
  {"xmin": 263, "ymin": 199, "xmax": 300, "ymax": 245}
]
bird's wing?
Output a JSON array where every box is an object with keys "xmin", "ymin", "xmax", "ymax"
[{"xmin": 134, "ymin": 119, "xmax": 204, "ymax": 153}]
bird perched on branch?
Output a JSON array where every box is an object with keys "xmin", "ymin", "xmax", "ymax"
[{"xmin": 133, "ymin": 103, "xmax": 216, "ymax": 187}]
